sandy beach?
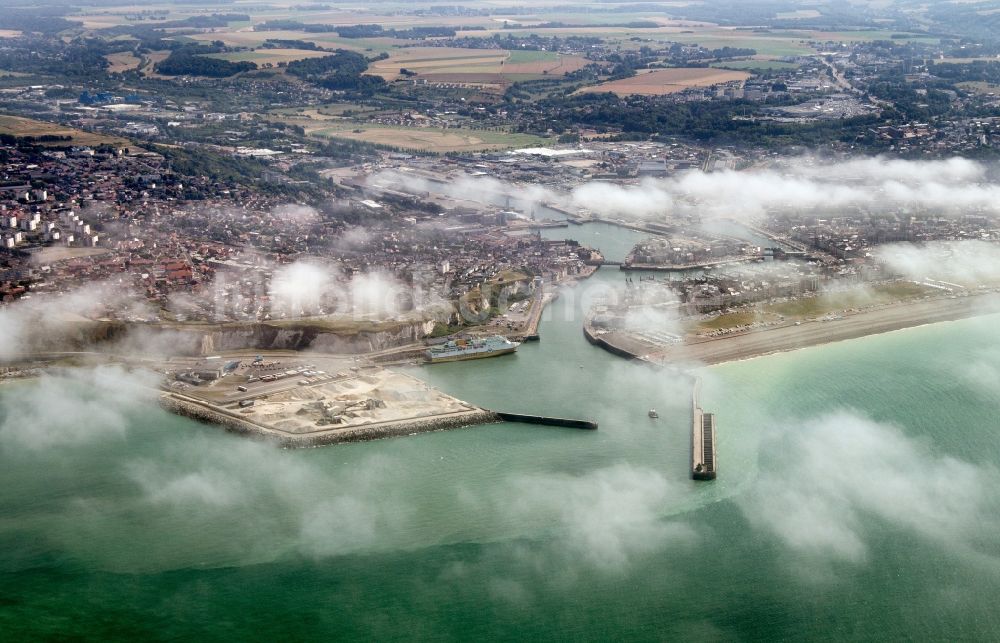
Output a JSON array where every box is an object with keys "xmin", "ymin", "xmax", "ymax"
[{"xmin": 633, "ymin": 293, "xmax": 1000, "ymax": 366}]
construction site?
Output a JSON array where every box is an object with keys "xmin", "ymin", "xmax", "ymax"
[{"xmin": 159, "ymin": 355, "xmax": 495, "ymax": 446}]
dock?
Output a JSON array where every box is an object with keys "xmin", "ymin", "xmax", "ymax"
[
  {"xmin": 691, "ymin": 378, "xmax": 717, "ymax": 480},
  {"xmin": 510, "ymin": 290, "xmax": 550, "ymax": 342}
]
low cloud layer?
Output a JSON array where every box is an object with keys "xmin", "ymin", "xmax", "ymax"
[
  {"xmin": 739, "ymin": 410, "xmax": 1000, "ymax": 564},
  {"xmin": 375, "ymin": 156, "xmax": 1000, "ymax": 222},
  {"xmin": 578, "ymin": 157, "xmax": 1000, "ymax": 220},
  {"xmin": 876, "ymin": 240, "xmax": 1000, "ymax": 285},
  {"xmin": 0, "ymin": 281, "xmax": 154, "ymax": 363},
  {"xmin": 0, "ymin": 366, "xmax": 158, "ymax": 450},
  {"xmin": 268, "ymin": 260, "xmax": 447, "ymax": 319},
  {"xmin": 125, "ymin": 440, "xmax": 690, "ymax": 573},
  {"xmin": 493, "ymin": 464, "xmax": 694, "ymax": 571}
]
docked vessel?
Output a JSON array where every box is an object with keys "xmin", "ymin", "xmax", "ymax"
[{"xmin": 426, "ymin": 335, "xmax": 520, "ymax": 363}]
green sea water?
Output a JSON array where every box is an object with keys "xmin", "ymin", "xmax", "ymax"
[{"xmin": 3, "ymin": 265, "xmax": 1000, "ymax": 640}]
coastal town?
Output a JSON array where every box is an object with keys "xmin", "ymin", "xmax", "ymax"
[{"xmin": 5, "ymin": 1, "xmax": 1000, "ymax": 639}]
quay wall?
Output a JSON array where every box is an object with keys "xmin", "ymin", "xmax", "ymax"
[{"xmin": 583, "ymin": 324, "xmax": 641, "ymax": 360}]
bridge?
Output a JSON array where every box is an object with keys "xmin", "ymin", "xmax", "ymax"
[{"xmin": 762, "ymin": 247, "xmax": 812, "ymax": 259}]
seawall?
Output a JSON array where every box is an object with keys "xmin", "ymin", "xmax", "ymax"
[{"xmin": 583, "ymin": 323, "xmax": 642, "ymax": 360}]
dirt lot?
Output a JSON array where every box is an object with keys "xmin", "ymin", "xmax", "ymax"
[
  {"xmin": 239, "ymin": 370, "xmax": 475, "ymax": 435},
  {"xmin": 576, "ymin": 68, "xmax": 751, "ymax": 96},
  {"xmin": 29, "ymin": 247, "xmax": 111, "ymax": 264}
]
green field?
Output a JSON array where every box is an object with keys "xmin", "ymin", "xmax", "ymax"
[
  {"xmin": 694, "ymin": 282, "xmax": 938, "ymax": 332},
  {"xmin": 653, "ymin": 32, "xmax": 816, "ymax": 58},
  {"xmin": 766, "ymin": 282, "xmax": 935, "ymax": 319},
  {"xmin": 711, "ymin": 60, "xmax": 800, "ymax": 72},
  {"xmin": 811, "ymin": 30, "xmax": 940, "ymax": 45},
  {"xmin": 696, "ymin": 310, "xmax": 768, "ymax": 332}
]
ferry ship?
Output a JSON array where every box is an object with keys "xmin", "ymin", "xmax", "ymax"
[{"xmin": 425, "ymin": 335, "xmax": 519, "ymax": 363}]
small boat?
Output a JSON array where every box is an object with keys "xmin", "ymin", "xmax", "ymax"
[{"xmin": 648, "ymin": 409, "xmax": 659, "ymax": 419}]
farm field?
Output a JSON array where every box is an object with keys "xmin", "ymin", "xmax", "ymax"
[
  {"xmin": 105, "ymin": 52, "xmax": 142, "ymax": 73},
  {"xmin": 0, "ymin": 114, "xmax": 135, "ymax": 148},
  {"xmin": 776, "ymin": 9, "xmax": 823, "ymax": 19},
  {"xmin": 240, "ymin": 6, "xmax": 493, "ymax": 29},
  {"xmin": 657, "ymin": 30, "xmax": 817, "ymax": 57},
  {"xmin": 809, "ymin": 30, "xmax": 939, "ymax": 44},
  {"xmin": 576, "ymin": 67, "xmax": 751, "ymax": 96},
  {"xmin": 368, "ymin": 47, "xmax": 589, "ymax": 83},
  {"xmin": 202, "ymin": 48, "xmax": 332, "ymax": 65}
]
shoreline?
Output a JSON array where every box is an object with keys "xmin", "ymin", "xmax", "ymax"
[{"xmin": 586, "ymin": 292, "xmax": 1000, "ymax": 367}]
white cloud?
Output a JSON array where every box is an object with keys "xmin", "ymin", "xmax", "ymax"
[
  {"xmin": 876, "ymin": 240, "xmax": 1000, "ymax": 285},
  {"xmin": 376, "ymin": 157, "xmax": 1000, "ymax": 223},
  {"xmin": 739, "ymin": 410, "xmax": 1000, "ymax": 564},
  {"xmin": 0, "ymin": 366, "xmax": 158, "ymax": 450}
]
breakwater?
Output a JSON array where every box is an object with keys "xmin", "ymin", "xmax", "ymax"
[
  {"xmin": 160, "ymin": 395, "xmax": 599, "ymax": 447},
  {"xmin": 690, "ymin": 378, "xmax": 717, "ymax": 480},
  {"xmin": 495, "ymin": 412, "xmax": 598, "ymax": 430}
]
